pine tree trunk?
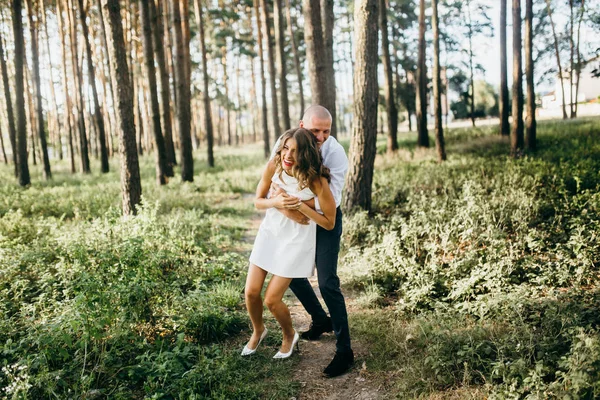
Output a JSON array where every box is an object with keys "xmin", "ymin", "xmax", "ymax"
[
  {"xmin": 320, "ymin": 0, "xmax": 337, "ymax": 137},
  {"xmin": 194, "ymin": 0, "xmax": 214, "ymax": 167},
  {"xmin": 67, "ymin": 0, "xmax": 90, "ymax": 173},
  {"xmin": 254, "ymin": 0, "xmax": 270, "ymax": 157},
  {"xmin": 250, "ymin": 52, "xmax": 259, "ymax": 143},
  {"xmin": 77, "ymin": 0, "xmax": 108, "ymax": 173},
  {"xmin": 511, "ymin": 0, "xmax": 524, "ymax": 156},
  {"xmin": 13, "ymin": 0, "xmax": 31, "ymax": 186},
  {"xmin": 101, "ymin": 0, "xmax": 142, "ymax": 215},
  {"xmin": 500, "ymin": 0, "xmax": 510, "ymax": 135},
  {"xmin": 467, "ymin": 3, "xmax": 475, "ymax": 128},
  {"xmin": 140, "ymin": 0, "xmax": 168, "ymax": 184},
  {"xmin": 41, "ymin": 0, "xmax": 62, "ymax": 160},
  {"xmin": 172, "ymin": 0, "xmax": 194, "ymax": 181},
  {"xmin": 569, "ymin": 0, "xmax": 575, "ymax": 118},
  {"xmin": 150, "ymin": 0, "xmax": 176, "ymax": 172},
  {"xmin": 0, "ymin": 29, "xmax": 19, "ymax": 176},
  {"xmin": 432, "ymin": 0, "xmax": 446, "ymax": 162},
  {"xmin": 416, "ymin": 0, "xmax": 429, "ymax": 148},
  {"xmin": 57, "ymin": 0, "xmax": 76, "ymax": 173},
  {"xmin": 285, "ymin": 0, "xmax": 304, "ymax": 117},
  {"xmin": 26, "ymin": 0, "xmax": 51, "ymax": 179},
  {"xmin": 545, "ymin": 0, "xmax": 567, "ymax": 119},
  {"xmin": 379, "ymin": 0, "xmax": 397, "ymax": 153},
  {"xmin": 24, "ymin": 56, "xmax": 38, "ymax": 166},
  {"xmin": 525, "ymin": 0, "xmax": 536, "ymax": 151},
  {"xmin": 260, "ymin": 0, "xmax": 281, "ymax": 142},
  {"xmin": 574, "ymin": 0, "xmax": 585, "ymax": 118},
  {"xmin": 343, "ymin": 0, "xmax": 378, "ymax": 212},
  {"xmin": 274, "ymin": 0, "xmax": 290, "ymax": 130}
]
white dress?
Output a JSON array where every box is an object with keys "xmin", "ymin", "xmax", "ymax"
[{"xmin": 249, "ymin": 171, "xmax": 316, "ymax": 278}]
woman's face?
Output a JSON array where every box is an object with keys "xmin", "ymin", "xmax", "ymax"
[{"xmin": 281, "ymin": 137, "xmax": 298, "ymax": 172}]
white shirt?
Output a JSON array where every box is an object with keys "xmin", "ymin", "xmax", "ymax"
[{"xmin": 270, "ymin": 136, "xmax": 348, "ymax": 211}]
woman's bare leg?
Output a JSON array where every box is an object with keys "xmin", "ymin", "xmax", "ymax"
[
  {"xmin": 264, "ymin": 275, "xmax": 295, "ymax": 353},
  {"xmin": 244, "ymin": 263, "xmax": 268, "ymax": 349}
]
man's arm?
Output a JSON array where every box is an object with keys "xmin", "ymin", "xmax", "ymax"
[
  {"xmin": 315, "ymin": 142, "xmax": 348, "ymax": 211},
  {"xmin": 270, "ymin": 182, "xmax": 312, "ymax": 225}
]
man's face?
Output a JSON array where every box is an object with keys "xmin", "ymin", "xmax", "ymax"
[{"xmin": 299, "ymin": 116, "xmax": 332, "ymax": 147}]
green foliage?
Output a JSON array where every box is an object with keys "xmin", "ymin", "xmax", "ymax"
[
  {"xmin": 346, "ymin": 118, "xmax": 600, "ymax": 397},
  {"xmin": 0, "ymin": 145, "xmax": 295, "ymax": 398}
]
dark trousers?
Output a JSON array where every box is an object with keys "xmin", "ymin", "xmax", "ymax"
[{"xmin": 289, "ymin": 207, "xmax": 352, "ymax": 354}]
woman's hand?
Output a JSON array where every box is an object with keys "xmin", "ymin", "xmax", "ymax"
[{"xmin": 271, "ymin": 193, "xmax": 302, "ymax": 210}]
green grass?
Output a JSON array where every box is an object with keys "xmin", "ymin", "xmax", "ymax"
[
  {"xmin": 2, "ymin": 118, "xmax": 600, "ymax": 398},
  {"xmin": 343, "ymin": 117, "xmax": 600, "ymax": 398}
]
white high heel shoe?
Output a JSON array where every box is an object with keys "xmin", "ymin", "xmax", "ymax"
[
  {"xmin": 273, "ymin": 331, "xmax": 300, "ymax": 359},
  {"xmin": 241, "ymin": 328, "xmax": 268, "ymax": 356}
]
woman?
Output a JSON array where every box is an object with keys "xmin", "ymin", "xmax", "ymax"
[{"xmin": 242, "ymin": 128, "xmax": 337, "ymax": 359}]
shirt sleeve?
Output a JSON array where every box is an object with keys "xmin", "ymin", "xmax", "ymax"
[{"xmin": 315, "ymin": 142, "xmax": 348, "ymax": 212}]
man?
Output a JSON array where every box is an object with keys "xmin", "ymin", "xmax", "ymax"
[{"xmin": 270, "ymin": 105, "xmax": 353, "ymax": 378}]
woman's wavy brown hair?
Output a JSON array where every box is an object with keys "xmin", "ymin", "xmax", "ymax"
[{"xmin": 274, "ymin": 128, "xmax": 330, "ymax": 190}]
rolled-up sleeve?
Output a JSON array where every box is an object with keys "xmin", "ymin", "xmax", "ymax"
[{"xmin": 315, "ymin": 142, "xmax": 348, "ymax": 212}]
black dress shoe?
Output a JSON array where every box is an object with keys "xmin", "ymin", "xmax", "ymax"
[
  {"xmin": 323, "ymin": 350, "xmax": 354, "ymax": 378},
  {"xmin": 300, "ymin": 317, "xmax": 333, "ymax": 340}
]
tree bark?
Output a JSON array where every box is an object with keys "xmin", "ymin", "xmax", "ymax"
[
  {"xmin": 416, "ymin": 0, "xmax": 429, "ymax": 148},
  {"xmin": 574, "ymin": 0, "xmax": 585, "ymax": 118},
  {"xmin": 545, "ymin": 0, "xmax": 567, "ymax": 119},
  {"xmin": 67, "ymin": 0, "xmax": 90, "ymax": 173},
  {"xmin": 149, "ymin": 0, "xmax": 175, "ymax": 172},
  {"xmin": 343, "ymin": 0, "xmax": 378, "ymax": 212},
  {"xmin": 320, "ymin": 0, "xmax": 337, "ymax": 137},
  {"xmin": 260, "ymin": 0, "xmax": 281, "ymax": 142},
  {"xmin": 13, "ymin": 0, "xmax": 31, "ymax": 186},
  {"xmin": 172, "ymin": 0, "xmax": 194, "ymax": 181},
  {"xmin": 285, "ymin": 0, "xmax": 304, "ymax": 118},
  {"xmin": 524, "ymin": 0, "xmax": 536, "ymax": 151},
  {"xmin": 77, "ymin": 0, "xmax": 109, "ymax": 173},
  {"xmin": 467, "ymin": 3, "xmax": 475, "ymax": 127},
  {"xmin": 0, "ymin": 29, "xmax": 18, "ymax": 176},
  {"xmin": 26, "ymin": 0, "xmax": 52, "ymax": 179},
  {"xmin": 57, "ymin": 0, "xmax": 75, "ymax": 173},
  {"xmin": 500, "ymin": 0, "xmax": 510, "ymax": 135},
  {"xmin": 254, "ymin": 0, "xmax": 270, "ymax": 157},
  {"xmin": 274, "ymin": 0, "xmax": 290, "ymax": 130},
  {"xmin": 102, "ymin": 0, "xmax": 142, "ymax": 215},
  {"xmin": 140, "ymin": 0, "xmax": 168, "ymax": 184},
  {"xmin": 569, "ymin": 0, "xmax": 575, "ymax": 118},
  {"xmin": 194, "ymin": 0, "xmax": 214, "ymax": 167},
  {"xmin": 432, "ymin": 0, "xmax": 446, "ymax": 162},
  {"xmin": 511, "ymin": 0, "xmax": 524, "ymax": 156},
  {"xmin": 379, "ymin": 0, "xmax": 398, "ymax": 153}
]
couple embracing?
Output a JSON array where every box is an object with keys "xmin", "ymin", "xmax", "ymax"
[{"xmin": 242, "ymin": 105, "xmax": 354, "ymax": 378}]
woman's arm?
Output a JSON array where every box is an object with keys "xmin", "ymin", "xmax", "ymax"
[
  {"xmin": 254, "ymin": 160, "xmax": 302, "ymax": 210},
  {"xmin": 297, "ymin": 177, "xmax": 336, "ymax": 230}
]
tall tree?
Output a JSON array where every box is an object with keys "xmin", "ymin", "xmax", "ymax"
[
  {"xmin": 101, "ymin": 0, "xmax": 141, "ymax": 215},
  {"xmin": 274, "ymin": 0, "xmax": 290, "ymax": 130},
  {"xmin": 194, "ymin": 0, "xmax": 214, "ymax": 167},
  {"xmin": 149, "ymin": 0, "xmax": 176, "ymax": 172},
  {"xmin": 58, "ymin": 0, "xmax": 75, "ymax": 173},
  {"xmin": 344, "ymin": 0, "xmax": 378, "ymax": 212},
  {"xmin": 285, "ymin": 0, "xmax": 304, "ymax": 116},
  {"xmin": 545, "ymin": 0, "xmax": 568, "ymax": 119},
  {"xmin": 0, "ymin": 28, "xmax": 18, "ymax": 176},
  {"xmin": 13, "ymin": 0, "xmax": 31, "ymax": 186},
  {"xmin": 172, "ymin": 0, "xmax": 194, "ymax": 182},
  {"xmin": 303, "ymin": 0, "xmax": 336, "ymax": 137},
  {"xmin": 254, "ymin": 0, "xmax": 270, "ymax": 157},
  {"xmin": 321, "ymin": 0, "xmax": 337, "ymax": 137},
  {"xmin": 260, "ymin": 0, "xmax": 281, "ymax": 141},
  {"xmin": 573, "ymin": 0, "xmax": 585, "ymax": 118},
  {"xmin": 416, "ymin": 0, "xmax": 429, "ymax": 148},
  {"xmin": 77, "ymin": 0, "xmax": 109, "ymax": 173},
  {"xmin": 432, "ymin": 0, "xmax": 446, "ymax": 162},
  {"xmin": 380, "ymin": 0, "xmax": 398, "ymax": 153},
  {"xmin": 500, "ymin": 0, "xmax": 510, "ymax": 135},
  {"xmin": 67, "ymin": 0, "xmax": 90, "ymax": 173},
  {"xmin": 524, "ymin": 0, "xmax": 536, "ymax": 150},
  {"xmin": 139, "ymin": 0, "xmax": 169, "ymax": 184},
  {"xmin": 25, "ymin": 0, "xmax": 51, "ymax": 179},
  {"xmin": 511, "ymin": 0, "xmax": 524, "ymax": 156}
]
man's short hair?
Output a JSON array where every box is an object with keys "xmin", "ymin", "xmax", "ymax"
[{"xmin": 302, "ymin": 105, "xmax": 332, "ymax": 123}]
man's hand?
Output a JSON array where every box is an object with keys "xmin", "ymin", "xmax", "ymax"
[
  {"xmin": 279, "ymin": 208, "xmax": 310, "ymax": 225},
  {"xmin": 269, "ymin": 182, "xmax": 285, "ymax": 199},
  {"xmin": 271, "ymin": 193, "xmax": 302, "ymax": 210}
]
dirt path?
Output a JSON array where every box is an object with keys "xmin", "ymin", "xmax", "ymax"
[{"xmin": 242, "ymin": 201, "xmax": 384, "ymax": 400}]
